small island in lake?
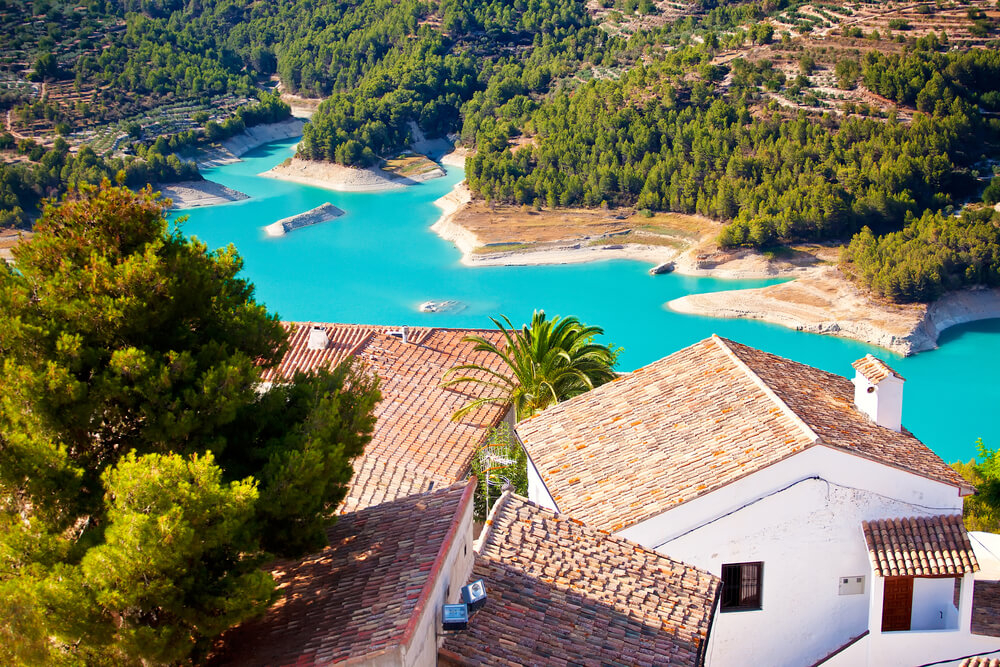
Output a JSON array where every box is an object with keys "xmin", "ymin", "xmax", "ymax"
[{"xmin": 264, "ymin": 203, "xmax": 346, "ymax": 236}]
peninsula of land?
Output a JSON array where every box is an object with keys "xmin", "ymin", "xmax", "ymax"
[
  {"xmin": 264, "ymin": 202, "xmax": 345, "ymax": 236},
  {"xmin": 430, "ymin": 180, "xmax": 1000, "ymax": 356},
  {"xmin": 261, "ymin": 152, "xmax": 445, "ymax": 193},
  {"xmin": 156, "ymin": 180, "xmax": 250, "ymax": 210}
]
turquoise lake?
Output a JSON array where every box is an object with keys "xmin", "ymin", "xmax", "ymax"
[{"xmin": 180, "ymin": 137, "xmax": 998, "ymax": 465}]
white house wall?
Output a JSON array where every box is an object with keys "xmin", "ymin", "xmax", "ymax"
[
  {"xmin": 615, "ymin": 446, "xmax": 963, "ymax": 667},
  {"xmin": 521, "ymin": 437, "xmax": 558, "ymax": 513}
]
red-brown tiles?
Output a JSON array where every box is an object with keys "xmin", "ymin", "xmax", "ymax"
[
  {"xmin": 862, "ymin": 515, "xmax": 979, "ymax": 577},
  {"xmin": 212, "ymin": 481, "xmax": 475, "ymax": 666},
  {"xmin": 263, "ymin": 323, "xmax": 512, "ymax": 514},
  {"xmin": 441, "ymin": 494, "xmax": 720, "ymax": 667},
  {"xmin": 517, "ymin": 335, "xmax": 966, "ymax": 534},
  {"xmin": 851, "ymin": 354, "xmax": 905, "ymax": 384}
]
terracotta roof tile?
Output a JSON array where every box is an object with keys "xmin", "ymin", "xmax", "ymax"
[
  {"xmin": 851, "ymin": 354, "xmax": 905, "ymax": 384},
  {"xmin": 264, "ymin": 323, "xmax": 512, "ymax": 513},
  {"xmin": 441, "ymin": 494, "xmax": 720, "ymax": 667},
  {"xmin": 973, "ymin": 580, "xmax": 1000, "ymax": 637},
  {"xmin": 862, "ymin": 515, "xmax": 979, "ymax": 577},
  {"xmin": 517, "ymin": 335, "xmax": 965, "ymax": 533},
  {"xmin": 212, "ymin": 481, "xmax": 475, "ymax": 666},
  {"xmin": 961, "ymin": 659, "xmax": 1000, "ymax": 667}
]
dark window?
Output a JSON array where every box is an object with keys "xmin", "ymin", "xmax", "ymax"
[{"xmin": 721, "ymin": 562, "xmax": 763, "ymax": 612}]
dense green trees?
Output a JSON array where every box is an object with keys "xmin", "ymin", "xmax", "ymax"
[
  {"xmin": 0, "ymin": 183, "xmax": 380, "ymax": 664},
  {"xmin": 0, "ymin": 138, "xmax": 198, "ymax": 228},
  {"xmin": 953, "ymin": 439, "xmax": 1000, "ymax": 532},
  {"xmin": 841, "ymin": 208, "xmax": 1000, "ymax": 302},
  {"xmin": 442, "ymin": 311, "xmax": 619, "ymax": 421},
  {"xmin": 464, "ymin": 42, "xmax": 998, "ymax": 254}
]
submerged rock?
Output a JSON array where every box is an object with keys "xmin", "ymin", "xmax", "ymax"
[
  {"xmin": 265, "ymin": 202, "xmax": 345, "ymax": 236},
  {"xmin": 419, "ymin": 300, "xmax": 466, "ymax": 313}
]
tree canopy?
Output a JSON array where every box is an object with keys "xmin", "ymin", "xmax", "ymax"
[
  {"xmin": 953, "ymin": 438, "xmax": 1000, "ymax": 533},
  {"xmin": 0, "ymin": 182, "xmax": 380, "ymax": 665},
  {"xmin": 441, "ymin": 311, "xmax": 619, "ymax": 421}
]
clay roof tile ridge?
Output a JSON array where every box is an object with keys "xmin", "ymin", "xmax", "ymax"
[{"xmin": 710, "ymin": 335, "xmax": 821, "ymax": 445}]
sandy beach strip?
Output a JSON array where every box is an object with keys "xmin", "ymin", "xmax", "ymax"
[
  {"xmin": 196, "ymin": 118, "xmax": 308, "ymax": 169},
  {"xmin": 155, "ymin": 180, "xmax": 249, "ymax": 209},
  {"xmin": 261, "ymin": 156, "xmax": 445, "ymax": 193}
]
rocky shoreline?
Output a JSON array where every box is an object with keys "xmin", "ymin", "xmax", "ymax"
[{"xmin": 667, "ymin": 266, "xmax": 1000, "ymax": 356}]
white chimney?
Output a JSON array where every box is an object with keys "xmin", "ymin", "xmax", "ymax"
[
  {"xmin": 851, "ymin": 354, "xmax": 905, "ymax": 432},
  {"xmin": 401, "ymin": 325, "xmax": 410, "ymax": 344},
  {"xmin": 307, "ymin": 326, "xmax": 329, "ymax": 351}
]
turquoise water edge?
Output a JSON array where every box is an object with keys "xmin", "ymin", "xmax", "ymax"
[{"xmin": 178, "ymin": 137, "xmax": 998, "ymax": 465}]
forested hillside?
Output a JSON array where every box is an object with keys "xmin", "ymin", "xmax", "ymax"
[{"xmin": 2, "ymin": 0, "xmax": 1000, "ymax": 300}]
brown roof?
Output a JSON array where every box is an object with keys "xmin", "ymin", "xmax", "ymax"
[
  {"xmin": 440, "ymin": 494, "xmax": 721, "ymax": 667},
  {"xmin": 851, "ymin": 353, "xmax": 905, "ymax": 384},
  {"xmin": 961, "ymin": 658, "xmax": 1000, "ymax": 667},
  {"xmin": 862, "ymin": 515, "xmax": 979, "ymax": 577},
  {"xmin": 264, "ymin": 323, "xmax": 511, "ymax": 513},
  {"xmin": 516, "ymin": 335, "xmax": 966, "ymax": 533},
  {"xmin": 973, "ymin": 580, "xmax": 1000, "ymax": 638},
  {"xmin": 212, "ymin": 480, "xmax": 475, "ymax": 666}
]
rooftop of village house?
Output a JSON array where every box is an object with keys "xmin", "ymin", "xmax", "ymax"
[
  {"xmin": 516, "ymin": 335, "xmax": 969, "ymax": 533},
  {"xmin": 439, "ymin": 493, "xmax": 721, "ymax": 667},
  {"xmin": 265, "ymin": 322, "xmax": 512, "ymax": 513},
  {"xmin": 211, "ymin": 480, "xmax": 475, "ymax": 666}
]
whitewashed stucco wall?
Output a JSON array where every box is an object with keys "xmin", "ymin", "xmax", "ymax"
[{"xmin": 614, "ymin": 446, "xmax": 964, "ymax": 667}]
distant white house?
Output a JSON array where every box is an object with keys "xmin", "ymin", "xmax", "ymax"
[{"xmin": 516, "ymin": 335, "xmax": 1000, "ymax": 666}]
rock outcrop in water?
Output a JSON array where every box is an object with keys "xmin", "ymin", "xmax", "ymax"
[{"xmin": 265, "ymin": 203, "xmax": 346, "ymax": 236}]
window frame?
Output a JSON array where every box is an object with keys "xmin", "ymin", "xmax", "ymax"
[{"xmin": 720, "ymin": 561, "xmax": 764, "ymax": 612}]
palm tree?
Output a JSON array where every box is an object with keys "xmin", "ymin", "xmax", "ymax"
[{"xmin": 441, "ymin": 311, "xmax": 620, "ymax": 421}]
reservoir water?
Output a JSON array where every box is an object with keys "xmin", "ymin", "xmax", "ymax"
[{"xmin": 180, "ymin": 137, "xmax": 998, "ymax": 465}]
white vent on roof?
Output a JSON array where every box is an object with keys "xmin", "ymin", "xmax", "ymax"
[
  {"xmin": 852, "ymin": 356, "xmax": 904, "ymax": 432},
  {"xmin": 307, "ymin": 326, "xmax": 329, "ymax": 351}
]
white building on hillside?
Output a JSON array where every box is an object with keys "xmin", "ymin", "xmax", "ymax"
[{"xmin": 515, "ymin": 335, "xmax": 1000, "ymax": 666}]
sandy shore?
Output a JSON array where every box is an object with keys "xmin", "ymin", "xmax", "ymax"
[
  {"xmin": 155, "ymin": 180, "xmax": 249, "ymax": 209},
  {"xmin": 668, "ymin": 266, "xmax": 1000, "ymax": 355},
  {"xmin": 439, "ymin": 147, "xmax": 469, "ymax": 168},
  {"xmin": 262, "ymin": 156, "xmax": 445, "ymax": 193},
  {"xmin": 197, "ymin": 118, "xmax": 307, "ymax": 169}
]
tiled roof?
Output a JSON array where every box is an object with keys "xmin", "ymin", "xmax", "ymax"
[
  {"xmin": 961, "ymin": 658, "xmax": 1000, "ymax": 667},
  {"xmin": 862, "ymin": 515, "xmax": 979, "ymax": 577},
  {"xmin": 212, "ymin": 481, "xmax": 475, "ymax": 666},
  {"xmin": 259, "ymin": 323, "xmax": 379, "ymax": 383},
  {"xmin": 851, "ymin": 353, "xmax": 905, "ymax": 384},
  {"xmin": 440, "ymin": 494, "xmax": 721, "ymax": 667},
  {"xmin": 516, "ymin": 335, "xmax": 967, "ymax": 533},
  {"xmin": 973, "ymin": 581, "xmax": 1000, "ymax": 637},
  {"xmin": 263, "ymin": 323, "xmax": 512, "ymax": 513}
]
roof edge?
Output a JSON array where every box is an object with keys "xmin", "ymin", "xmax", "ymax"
[
  {"xmin": 814, "ymin": 442, "xmax": 971, "ymax": 495},
  {"xmin": 400, "ymin": 479, "xmax": 478, "ymax": 648},
  {"xmin": 712, "ymin": 334, "xmax": 821, "ymax": 444}
]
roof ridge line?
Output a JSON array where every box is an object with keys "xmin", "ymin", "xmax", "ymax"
[
  {"xmin": 474, "ymin": 486, "xmax": 514, "ymax": 555},
  {"xmin": 711, "ymin": 334, "xmax": 821, "ymax": 445},
  {"xmin": 345, "ymin": 329, "xmax": 378, "ymax": 359}
]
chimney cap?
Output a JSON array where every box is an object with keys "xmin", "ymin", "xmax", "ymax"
[{"xmin": 851, "ymin": 354, "xmax": 904, "ymax": 385}]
